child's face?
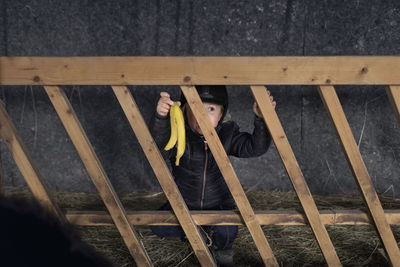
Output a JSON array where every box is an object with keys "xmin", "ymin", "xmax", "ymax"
[{"xmin": 186, "ymin": 102, "xmax": 223, "ymax": 135}]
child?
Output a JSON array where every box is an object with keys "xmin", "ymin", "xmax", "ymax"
[{"xmin": 150, "ymin": 85, "xmax": 275, "ymax": 266}]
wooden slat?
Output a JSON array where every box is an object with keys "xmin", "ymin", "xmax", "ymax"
[
  {"xmin": 318, "ymin": 85, "xmax": 400, "ymax": 266},
  {"xmin": 1, "ymin": 57, "xmax": 400, "ymax": 85},
  {"xmin": 181, "ymin": 85, "xmax": 279, "ymax": 266},
  {"xmin": 386, "ymin": 86, "xmax": 400, "ymax": 126},
  {"xmin": 0, "ymin": 102, "xmax": 65, "ymax": 221},
  {"xmin": 111, "ymin": 86, "xmax": 216, "ymax": 267},
  {"xmin": 44, "ymin": 86, "xmax": 152, "ymax": 267},
  {"xmin": 251, "ymin": 86, "xmax": 341, "ymax": 266},
  {"xmin": 65, "ymin": 209, "xmax": 400, "ymax": 226}
]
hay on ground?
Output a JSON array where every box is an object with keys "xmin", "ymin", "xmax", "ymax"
[{"xmin": 3, "ymin": 187, "xmax": 400, "ymax": 267}]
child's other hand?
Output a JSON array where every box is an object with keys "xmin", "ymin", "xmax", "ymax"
[
  {"xmin": 157, "ymin": 92, "xmax": 180, "ymax": 117},
  {"xmin": 253, "ymin": 90, "xmax": 276, "ymax": 117}
]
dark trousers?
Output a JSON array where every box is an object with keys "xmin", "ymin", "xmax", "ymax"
[{"xmin": 150, "ymin": 203, "xmax": 238, "ymax": 250}]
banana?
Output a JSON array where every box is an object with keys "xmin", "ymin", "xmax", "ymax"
[
  {"xmin": 174, "ymin": 103, "xmax": 185, "ymax": 166},
  {"xmin": 164, "ymin": 103, "xmax": 178, "ymax": 151},
  {"xmin": 164, "ymin": 102, "xmax": 186, "ymax": 166}
]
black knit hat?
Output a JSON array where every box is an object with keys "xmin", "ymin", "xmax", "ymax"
[{"xmin": 180, "ymin": 85, "xmax": 228, "ymax": 121}]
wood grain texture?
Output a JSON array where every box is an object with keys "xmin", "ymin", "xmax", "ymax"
[
  {"xmin": 1, "ymin": 56, "xmax": 400, "ymax": 85},
  {"xmin": 65, "ymin": 209, "xmax": 400, "ymax": 226},
  {"xmin": 181, "ymin": 85, "xmax": 279, "ymax": 266},
  {"xmin": 251, "ymin": 85, "xmax": 341, "ymax": 266},
  {"xmin": 0, "ymin": 102, "xmax": 65, "ymax": 221},
  {"xmin": 112, "ymin": 86, "xmax": 216, "ymax": 267},
  {"xmin": 386, "ymin": 86, "xmax": 400, "ymax": 126},
  {"xmin": 319, "ymin": 85, "xmax": 400, "ymax": 267},
  {"xmin": 44, "ymin": 86, "xmax": 153, "ymax": 267}
]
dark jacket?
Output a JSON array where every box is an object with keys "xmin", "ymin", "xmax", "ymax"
[{"xmin": 150, "ymin": 112, "xmax": 271, "ymax": 210}]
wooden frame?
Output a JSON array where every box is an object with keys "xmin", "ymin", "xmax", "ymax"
[
  {"xmin": 181, "ymin": 85, "xmax": 278, "ymax": 266},
  {"xmin": 318, "ymin": 85, "xmax": 400, "ymax": 265},
  {"xmin": 44, "ymin": 86, "xmax": 153, "ymax": 266},
  {"xmin": 65, "ymin": 209, "xmax": 400, "ymax": 226},
  {"xmin": 251, "ymin": 85, "xmax": 341, "ymax": 265},
  {"xmin": 386, "ymin": 86, "xmax": 400, "ymax": 125},
  {"xmin": 0, "ymin": 101, "xmax": 65, "ymax": 221},
  {"xmin": 112, "ymin": 86, "xmax": 216, "ymax": 266},
  {"xmin": 1, "ymin": 57, "xmax": 400, "ymax": 85},
  {"xmin": 1, "ymin": 57, "xmax": 400, "ymax": 267}
]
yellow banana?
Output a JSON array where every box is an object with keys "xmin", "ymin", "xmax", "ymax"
[
  {"xmin": 164, "ymin": 103, "xmax": 178, "ymax": 151},
  {"xmin": 174, "ymin": 103, "xmax": 185, "ymax": 166},
  {"xmin": 164, "ymin": 102, "xmax": 186, "ymax": 166}
]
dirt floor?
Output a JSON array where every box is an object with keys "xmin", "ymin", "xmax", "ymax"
[{"xmin": 4, "ymin": 187, "xmax": 400, "ymax": 267}]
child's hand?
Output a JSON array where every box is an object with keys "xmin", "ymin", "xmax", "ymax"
[
  {"xmin": 253, "ymin": 89, "xmax": 276, "ymax": 117},
  {"xmin": 156, "ymin": 92, "xmax": 180, "ymax": 117}
]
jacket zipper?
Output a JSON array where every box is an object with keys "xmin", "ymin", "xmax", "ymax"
[{"xmin": 200, "ymin": 141, "xmax": 208, "ymax": 209}]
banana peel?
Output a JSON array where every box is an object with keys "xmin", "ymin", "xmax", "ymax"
[{"xmin": 164, "ymin": 102, "xmax": 186, "ymax": 166}]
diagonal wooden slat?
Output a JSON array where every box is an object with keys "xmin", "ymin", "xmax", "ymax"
[
  {"xmin": 0, "ymin": 102, "xmax": 65, "ymax": 221},
  {"xmin": 318, "ymin": 85, "xmax": 400, "ymax": 266},
  {"xmin": 112, "ymin": 86, "xmax": 216, "ymax": 267},
  {"xmin": 250, "ymin": 85, "xmax": 341, "ymax": 266},
  {"xmin": 386, "ymin": 86, "xmax": 400, "ymax": 126},
  {"xmin": 65, "ymin": 209, "xmax": 400, "ymax": 227},
  {"xmin": 44, "ymin": 86, "xmax": 152, "ymax": 267},
  {"xmin": 181, "ymin": 85, "xmax": 279, "ymax": 266}
]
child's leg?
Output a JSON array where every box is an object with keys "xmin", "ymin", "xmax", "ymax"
[
  {"xmin": 212, "ymin": 225, "xmax": 238, "ymax": 250},
  {"xmin": 212, "ymin": 202, "xmax": 238, "ymax": 250},
  {"xmin": 150, "ymin": 225, "xmax": 185, "ymax": 238},
  {"xmin": 211, "ymin": 225, "xmax": 238, "ymax": 266},
  {"xmin": 149, "ymin": 202, "xmax": 185, "ymax": 238}
]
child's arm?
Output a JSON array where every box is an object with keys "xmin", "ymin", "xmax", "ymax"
[
  {"xmin": 156, "ymin": 92, "xmax": 175, "ymax": 117},
  {"xmin": 229, "ymin": 90, "xmax": 276, "ymax": 157},
  {"xmin": 150, "ymin": 92, "xmax": 176, "ymax": 152}
]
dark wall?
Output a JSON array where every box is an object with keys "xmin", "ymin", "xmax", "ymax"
[{"xmin": 1, "ymin": 0, "xmax": 400, "ymax": 196}]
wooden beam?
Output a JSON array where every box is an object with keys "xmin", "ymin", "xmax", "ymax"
[
  {"xmin": 318, "ymin": 85, "xmax": 400, "ymax": 267},
  {"xmin": 251, "ymin": 86, "xmax": 341, "ymax": 266},
  {"xmin": 112, "ymin": 86, "xmax": 216, "ymax": 267},
  {"xmin": 181, "ymin": 85, "xmax": 279, "ymax": 266},
  {"xmin": 386, "ymin": 86, "xmax": 400, "ymax": 126},
  {"xmin": 65, "ymin": 209, "xmax": 400, "ymax": 226},
  {"xmin": 1, "ymin": 57, "xmax": 400, "ymax": 85},
  {"xmin": 0, "ymin": 102, "xmax": 65, "ymax": 221},
  {"xmin": 44, "ymin": 86, "xmax": 153, "ymax": 267}
]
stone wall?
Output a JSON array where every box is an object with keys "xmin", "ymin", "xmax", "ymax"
[{"xmin": 1, "ymin": 0, "xmax": 400, "ymax": 196}]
